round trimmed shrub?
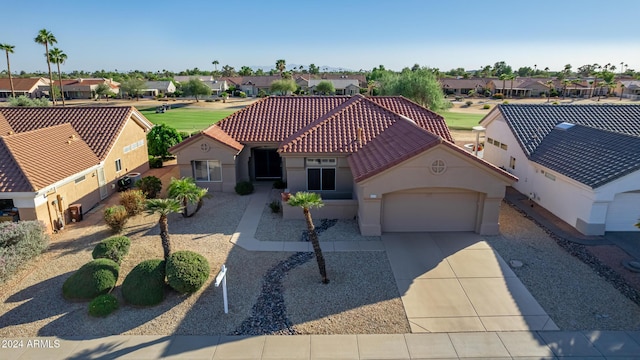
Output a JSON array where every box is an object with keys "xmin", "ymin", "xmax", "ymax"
[
  {"xmin": 92, "ymin": 236, "xmax": 130, "ymax": 264},
  {"xmin": 62, "ymin": 259, "xmax": 119, "ymax": 300},
  {"xmin": 234, "ymin": 181, "xmax": 254, "ymax": 195},
  {"xmin": 88, "ymin": 294, "xmax": 119, "ymax": 317},
  {"xmin": 122, "ymin": 259, "xmax": 166, "ymax": 306},
  {"xmin": 166, "ymin": 251, "xmax": 210, "ymax": 294}
]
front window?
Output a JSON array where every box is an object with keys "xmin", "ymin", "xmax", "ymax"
[
  {"xmin": 193, "ymin": 160, "xmax": 222, "ymax": 182},
  {"xmin": 306, "ymin": 158, "xmax": 336, "ymax": 191}
]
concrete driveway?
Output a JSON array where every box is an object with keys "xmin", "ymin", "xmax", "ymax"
[{"xmin": 383, "ymin": 232, "xmax": 559, "ymax": 333}]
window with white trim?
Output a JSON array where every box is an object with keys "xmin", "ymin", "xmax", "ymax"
[
  {"xmin": 192, "ymin": 160, "xmax": 222, "ymax": 182},
  {"xmin": 306, "ymin": 158, "xmax": 336, "ymax": 191},
  {"xmin": 115, "ymin": 159, "xmax": 122, "ymax": 172},
  {"xmin": 123, "ymin": 145, "xmax": 131, "ymax": 153}
]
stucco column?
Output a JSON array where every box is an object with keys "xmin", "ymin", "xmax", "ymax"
[
  {"xmin": 479, "ymin": 197, "xmax": 502, "ymax": 235},
  {"xmin": 359, "ymin": 198, "xmax": 382, "ymax": 236}
]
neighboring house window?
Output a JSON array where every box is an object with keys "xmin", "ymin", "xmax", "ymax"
[
  {"xmin": 493, "ymin": 140, "xmax": 501, "ymax": 147},
  {"xmin": 306, "ymin": 158, "xmax": 336, "ymax": 191},
  {"xmin": 509, "ymin": 156, "xmax": 516, "ymax": 170},
  {"xmin": 123, "ymin": 145, "xmax": 131, "ymax": 154},
  {"xmin": 115, "ymin": 159, "xmax": 122, "ymax": 172},
  {"xmin": 137, "ymin": 140, "xmax": 144, "ymax": 147},
  {"xmin": 487, "ymin": 138, "xmax": 494, "ymax": 145},
  {"xmin": 192, "ymin": 160, "xmax": 222, "ymax": 182},
  {"xmin": 75, "ymin": 175, "xmax": 86, "ymax": 184}
]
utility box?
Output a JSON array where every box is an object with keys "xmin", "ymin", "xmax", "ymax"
[{"xmin": 69, "ymin": 204, "xmax": 82, "ymax": 222}]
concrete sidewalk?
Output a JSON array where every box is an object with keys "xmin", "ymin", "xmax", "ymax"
[{"xmin": 4, "ymin": 331, "xmax": 640, "ymax": 359}]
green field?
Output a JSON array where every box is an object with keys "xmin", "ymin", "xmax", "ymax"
[
  {"xmin": 138, "ymin": 108, "xmax": 236, "ymax": 133},
  {"xmin": 440, "ymin": 112, "xmax": 486, "ymax": 130}
]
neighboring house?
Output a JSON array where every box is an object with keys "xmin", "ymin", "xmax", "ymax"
[
  {"xmin": 0, "ymin": 78, "xmax": 50, "ymax": 99},
  {"xmin": 0, "ymin": 107, "xmax": 153, "ymax": 232},
  {"xmin": 174, "ymin": 75, "xmax": 214, "ymax": 83},
  {"xmin": 170, "ymin": 95, "xmax": 516, "ymax": 236},
  {"xmin": 440, "ymin": 78, "xmax": 488, "ymax": 96},
  {"xmin": 486, "ymin": 78, "xmax": 551, "ymax": 97},
  {"xmin": 143, "ymin": 81, "xmax": 176, "ymax": 97},
  {"xmin": 202, "ymin": 80, "xmax": 228, "ymax": 95},
  {"xmin": 49, "ymin": 78, "xmax": 120, "ymax": 99},
  {"xmin": 308, "ymin": 79, "xmax": 360, "ymax": 95},
  {"xmin": 481, "ymin": 104, "xmax": 640, "ymax": 235},
  {"xmin": 238, "ymin": 75, "xmax": 282, "ymax": 96},
  {"xmin": 618, "ymin": 80, "xmax": 640, "ymax": 100}
]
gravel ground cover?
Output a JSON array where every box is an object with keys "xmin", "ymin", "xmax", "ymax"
[{"xmin": 487, "ymin": 204, "xmax": 640, "ymax": 330}]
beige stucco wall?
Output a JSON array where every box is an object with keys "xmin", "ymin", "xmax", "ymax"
[
  {"xmin": 282, "ymin": 155, "xmax": 354, "ymax": 199},
  {"xmin": 103, "ymin": 118, "xmax": 150, "ymax": 197},
  {"xmin": 282, "ymin": 199, "xmax": 358, "ymax": 220},
  {"xmin": 172, "ymin": 136, "xmax": 239, "ymax": 192}
]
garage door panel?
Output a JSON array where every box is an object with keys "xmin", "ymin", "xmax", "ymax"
[
  {"xmin": 383, "ymin": 191, "xmax": 478, "ymax": 232},
  {"xmin": 606, "ymin": 192, "xmax": 640, "ymax": 232}
]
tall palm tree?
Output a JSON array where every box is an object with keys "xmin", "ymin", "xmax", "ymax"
[
  {"xmin": 287, "ymin": 192, "xmax": 329, "ymax": 284},
  {"xmin": 167, "ymin": 177, "xmax": 209, "ymax": 218},
  {"xmin": 546, "ymin": 80, "xmax": 554, "ymax": 103},
  {"xmin": 276, "ymin": 59, "xmax": 286, "ymax": 76},
  {"xmin": 48, "ymin": 47, "xmax": 67, "ymax": 106},
  {"xmin": 145, "ymin": 198, "xmax": 183, "ymax": 261},
  {"xmin": 212, "ymin": 60, "xmax": 219, "ymax": 71},
  {"xmin": 0, "ymin": 44, "xmax": 15, "ymax": 98},
  {"xmin": 499, "ymin": 73, "xmax": 508, "ymax": 97},
  {"xmin": 508, "ymin": 74, "xmax": 516, "ymax": 98},
  {"xmin": 34, "ymin": 29, "xmax": 57, "ymax": 106}
]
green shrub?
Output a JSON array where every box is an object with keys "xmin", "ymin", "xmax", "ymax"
[
  {"xmin": 258, "ymin": 90, "xmax": 267, "ymax": 98},
  {"xmin": 492, "ymin": 93, "xmax": 504, "ymax": 99},
  {"xmin": 269, "ymin": 200, "xmax": 281, "ymax": 213},
  {"xmin": 166, "ymin": 251, "xmax": 210, "ymax": 294},
  {"xmin": 136, "ymin": 176, "xmax": 162, "ymax": 198},
  {"xmin": 552, "ymin": 101, "xmax": 559, "ymax": 105},
  {"xmin": 92, "ymin": 236, "xmax": 130, "ymax": 264},
  {"xmin": 234, "ymin": 181, "xmax": 254, "ymax": 195},
  {"xmin": 103, "ymin": 205, "xmax": 128, "ymax": 233},
  {"xmin": 149, "ymin": 156, "xmax": 163, "ymax": 169},
  {"xmin": 0, "ymin": 221, "xmax": 49, "ymax": 284},
  {"xmin": 62, "ymin": 259, "xmax": 119, "ymax": 300},
  {"xmin": 502, "ymin": 100, "xmax": 509, "ymax": 105},
  {"xmin": 119, "ymin": 189, "xmax": 146, "ymax": 216},
  {"xmin": 88, "ymin": 294, "xmax": 119, "ymax": 317},
  {"xmin": 483, "ymin": 104, "xmax": 491, "ymax": 110},
  {"xmin": 272, "ymin": 180, "xmax": 287, "ymax": 189},
  {"xmin": 465, "ymin": 100, "xmax": 473, "ymax": 107},
  {"xmin": 238, "ymin": 91, "xmax": 247, "ymax": 98},
  {"xmin": 178, "ymin": 131, "xmax": 190, "ymax": 139},
  {"xmin": 122, "ymin": 259, "xmax": 166, "ymax": 306}
]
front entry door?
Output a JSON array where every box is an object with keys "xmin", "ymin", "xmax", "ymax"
[
  {"xmin": 97, "ymin": 167, "xmax": 108, "ymax": 199},
  {"xmin": 254, "ymin": 149, "xmax": 282, "ymax": 179}
]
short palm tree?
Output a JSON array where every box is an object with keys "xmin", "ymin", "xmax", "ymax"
[
  {"xmin": 0, "ymin": 43, "xmax": 15, "ymax": 98},
  {"xmin": 34, "ymin": 29, "xmax": 57, "ymax": 106},
  {"xmin": 145, "ymin": 198, "xmax": 183, "ymax": 261},
  {"xmin": 48, "ymin": 47, "xmax": 67, "ymax": 106},
  {"xmin": 167, "ymin": 177, "xmax": 209, "ymax": 218},
  {"xmin": 287, "ymin": 192, "xmax": 329, "ymax": 284}
]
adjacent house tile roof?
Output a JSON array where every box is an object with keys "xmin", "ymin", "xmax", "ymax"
[
  {"xmin": 530, "ymin": 125, "xmax": 640, "ymax": 188},
  {"xmin": 439, "ymin": 78, "xmax": 488, "ymax": 89},
  {"xmin": 145, "ymin": 81, "xmax": 174, "ymax": 91},
  {"xmin": 0, "ymin": 107, "xmax": 149, "ymax": 160},
  {"xmin": 309, "ymin": 79, "xmax": 360, "ymax": 89},
  {"xmin": 0, "ymin": 123, "xmax": 100, "ymax": 192},
  {"xmin": 170, "ymin": 125, "xmax": 244, "ymax": 153},
  {"xmin": 0, "ymin": 78, "xmax": 47, "ymax": 92},
  {"xmin": 240, "ymin": 75, "xmax": 282, "ymax": 88}
]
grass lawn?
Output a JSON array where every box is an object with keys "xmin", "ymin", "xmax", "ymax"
[
  {"xmin": 138, "ymin": 108, "xmax": 235, "ymax": 133},
  {"xmin": 440, "ymin": 111, "xmax": 485, "ymax": 130}
]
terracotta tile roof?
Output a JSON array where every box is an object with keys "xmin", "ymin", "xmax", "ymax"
[
  {"xmin": 0, "ymin": 113, "xmax": 13, "ymax": 135},
  {"xmin": 170, "ymin": 125, "xmax": 244, "ymax": 153},
  {"xmin": 0, "ymin": 123, "xmax": 100, "ymax": 192},
  {"xmin": 439, "ymin": 78, "xmax": 488, "ymax": 89},
  {"xmin": 0, "ymin": 78, "xmax": 45, "ymax": 92},
  {"xmin": 0, "ymin": 107, "xmax": 145, "ymax": 160}
]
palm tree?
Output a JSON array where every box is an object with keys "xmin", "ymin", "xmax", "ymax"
[
  {"xmin": 508, "ymin": 74, "xmax": 516, "ymax": 98},
  {"xmin": 276, "ymin": 59, "xmax": 286, "ymax": 76},
  {"xmin": 48, "ymin": 48, "xmax": 67, "ymax": 106},
  {"xmin": 212, "ymin": 60, "xmax": 219, "ymax": 71},
  {"xmin": 145, "ymin": 198, "xmax": 183, "ymax": 261},
  {"xmin": 287, "ymin": 192, "xmax": 329, "ymax": 284},
  {"xmin": 167, "ymin": 177, "xmax": 209, "ymax": 218},
  {"xmin": 620, "ymin": 84, "xmax": 625, "ymax": 101},
  {"xmin": 34, "ymin": 29, "xmax": 57, "ymax": 106},
  {"xmin": 499, "ymin": 74, "xmax": 508, "ymax": 97},
  {"xmin": 0, "ymin": 43, "xmax": 15, "ymax": 98},
  {"xmin": 546, "ymin": 80, "xmax": 554, "ymax": 103}
]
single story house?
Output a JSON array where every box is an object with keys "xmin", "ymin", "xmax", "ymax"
[
  {"xmin": 308, "ymin": 79, "xmax": 360, "ymax": 95},
  {"xmin": 0, "ymin": 107, "xmax": 153, "ymax": 232},
  {"xmin": 439, "ymin": 78, "xmax": 488, "ymax": 96},
  {"xmin": 170, "ymin": 95, "xmax": 517, "ymax": 236},
  {"xmin": 202, "ymin": 80, "xmax": 228, "ymax": 95},
  {"xmin": 174, "ymin": 75, "xmax": 214, "ymax": 83},
  {"xmin": 143, "ymin": 81, "xmax": 176, "ymax": 97},
  {"xmin": 47, "ymin": 78, "xmax": 120, "ymax": 99},
  {"xmin": 480, "ymin": 104, "xmax": 640, "ymax": 235},
  {"xmin": 0, "ymin": 78, "xmax": 50, "ymax": 99},
  {"xmin": 618, "ymin": 80, "xmax": 640, "ymax": 100}
]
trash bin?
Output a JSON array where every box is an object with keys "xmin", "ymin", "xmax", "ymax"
[
  {"xmin": 69, "ymin": 204, "xmax": 82, "ymax": 222},
  {"xmin": 117, "ymin": 176, "xmax": 132, "ymax": 192}
]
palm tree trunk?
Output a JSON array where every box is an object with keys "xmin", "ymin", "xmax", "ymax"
[
  {"xmin": 57, "ymin": 62, "xmax": 65, "ymax": 107},
  {"xmin": 181, "ymin": 198, "xmax": 189, "ymax": 218},
  {"xmin": 45, "ymin": 43, "xmax": 55, "ymax": 106},
  {"xmin": 5, "ymin": 51, "xmax": 14, "ymax": 98},
  {"xmin": 304, "ymin": 208, "xmax": 329, "ymax": 284},
  {"xmin": 159, "ymin": 215, "xmax": 171, "ymax": 261}
]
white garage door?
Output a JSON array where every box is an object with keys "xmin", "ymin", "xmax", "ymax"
[
  {"xmin": 382, "ymin": 190, "xmax": 479, "ymax": 232},
  {"xmin": 605, "ymin": 192, "xmax": 640, "ymax": 232}
]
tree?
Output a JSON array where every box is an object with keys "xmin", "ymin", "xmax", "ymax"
[
  {"xmin": 167, "ymin": 177, "xmax": 209, "ymax": 218},
  {"xmin": 221, "ymin": 65, "xmax": 236, "ymax": 77},
  {"xmin": 379, "ymin": 68, "xmax": 450, "ymax": 112},
  {"xmin": 545, "ymin": 80, "xmax": 554, "ymax": 103},
  {"xmin": 276, "ymin": 59, "xmax": 286, "ymax": 75},
  {"xmin": 212, "ymin": 60, "xmax": 219, "ymax": 71},
  {"xmin": 308, "ymin": 63, "xmax": 319, "ymax": 75},
  {"xmin": 287, "ymin": 192, "xmax": 329, "ymax": 284},
  {"xmin": 0, "ymin": 44, "xmax": 15, "ymax": 98},
  {"xmin": 239, "ymin": 66, "xmax": 253, "ymax": 76},
  {"xmin": 315, "ymin": 80, "xmax": 335, "ymax": 95},
  {"xmin": 517, "ymin": 66, "xmax": 533, "ymax": 77},
  {"xmin": 367, "ymin": 80, "xmax": 377, "ymax": 96},
  {"xmin": 120, "ymin": 78, "xmax": 146, "ymax": 100},
  {"xmin": 147, "ymin": 123, "xmax": 182, "ymax": 158},
  {"xmin": 48, "ymin": 47, "xmax": 67, "ymax": 106},
  {"xmin": 94, "ymin": 83, "xmax": 114, "ymax": 101},
  {"xmin": 499, "ymin": 74, "xmax": 508, "ymax": 96},
  {"xmin": 183, "ymin": 78, "xmax": 211, "ymax": 102},
  {"xmin": 508, "ymin": 74, "xmax": 516, "ymax": 98},
  {"xmin": 34, "ymin": 29, "xmax": 57, "ymax": 106},
  {"xmin": 492, "ymin": 61, "xmax": 513, "ymax": 77},
  {"xmin": 145, "ymin": 198, "xmax": 183, "ymax": 261},
  {"xmin": 270, "ymin": 79, "xmax": 296, "ymax": 95}
]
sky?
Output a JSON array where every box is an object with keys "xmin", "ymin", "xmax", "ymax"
[{"xmin": 2, "ymin": 0, "xmax": 639, "ymax": 74}]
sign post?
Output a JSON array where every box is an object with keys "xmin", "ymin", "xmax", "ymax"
[{"xmin": 215, "ymin": 264, "xmax": 228, "ymax": 314}]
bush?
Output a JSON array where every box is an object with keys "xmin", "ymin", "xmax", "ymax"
[
  {"xmin": 88, "ymin": 294, "xmax": 119, "ymax": 317},
  {"xmin": 178, "ymin": 131, "xmax": 190, "ymax": 139},
  {"xmin": 483, "ymin": 104, "xmax": 491, "ymax": 110},
  {"xmin": 258, "ymin": 90, "xmax": 267, "ymax": 98},
  {"xmin": 235, "ymin": 181, "xmax": 254, "ymax": 195},
  {"xmin": 122, "ymin": 259, "xmax": 166, "ymax": 306},
  {"xmin": 103, "ymin": 205, "xmax": 128, "ymax": 233},
  {"xmin": 552, "ymin": 101, "xmax": 559, "ymax": 105},
  {"xmin": 0, "ymin": 221, "xmax": 49, "ymax": 284},
  {"xmin": 62, "ymin": 259, "xmax": 119, "ymax": 300},
  {"xmin": 136, "ymin": 176, "xmax": 162, "ymax": 198},
  {"xmin": 465, "ymin": 100, "xmax": 473, "ymax": 107},
  {"xmin": 238, "ymin": 91, "xmax": 247, "ymax": 98},
  {"xmin": 92, "ymin": 236, "xmax": 130, "ymax": 264},
  {"xmin": 269, "ymin": 200, "xmax": 281, "ymax": 213},
  {"xmin": 149, "ymin": 156, "xmax": 163, "ymax": 169},
  {"xmin": 492, "ymin": 93, "xmax": 504, "ymax": 99},
  {"xmin": 120, "ymin": 189, "xmax": 146, "ymax": 216},
  {"xmin": 166, "ymin": 251, "xmax": 210, "ymax": 294},
  {"xmin": 502, "ymin": 100, "xmax": 509, "ymax": 105},
  {"xmin": 272, "ymin": 179, "xmax": 287, "ymax": 189}
]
